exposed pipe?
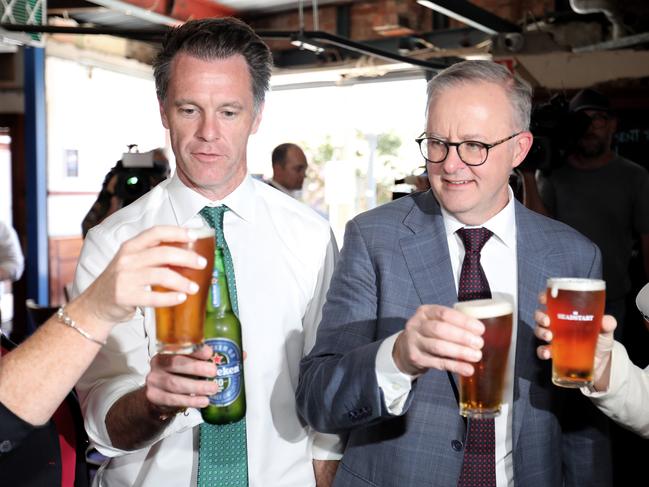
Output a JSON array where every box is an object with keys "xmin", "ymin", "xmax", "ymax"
[{"xmin": 569, "ymin": 0, "xmax": 625, "ymax": 40}]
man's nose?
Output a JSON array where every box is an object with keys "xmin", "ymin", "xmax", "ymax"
[{"xmin": 196, "ymin": 115, "xmax": 220, "ymax": 141}]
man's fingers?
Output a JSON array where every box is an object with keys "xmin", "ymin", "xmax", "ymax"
[
  {"xmin": 145, "ymin": 388, "xmax": 210, "ymax": 409},
  {"xmin": 536, "ymin": 344, "xmax": 551, "ymax": 360},
  {"xmin": 418, "ymin": 319, "xmax": 484, "ymax": 350},
  {"xmin": 601, "ymin": 315, "xmax": 617, "ymax": 334},
  {"xmin": 534, "ymin": 310, "xmax": 550, "ymax": 329},
  {"xmin": 420, "ymin": 305, "xmax": 485, "ymax": 335},
  {"xmin": 152, "ymin": 352, "xmax": 216, "ymax": 379},
  {"xmin": 537, "ymin": 291, "xmax": 547, "ymax": 306}
]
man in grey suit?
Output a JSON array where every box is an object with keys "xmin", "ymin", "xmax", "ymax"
[{"xmin": 297, "ymin": 60, "xmax": 612, "ymax": 486}]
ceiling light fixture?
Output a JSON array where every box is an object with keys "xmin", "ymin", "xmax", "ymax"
[
  {"xmin": 416, "ymin": 0, "xmax": 497, "ymax": 35},
  {"xmin": 290, "ymin": 36, "xmax": 325, "ymax": 54},
  {"xmin": 291, "ymin": 0, "xmax": 324, "ymax": 54}
]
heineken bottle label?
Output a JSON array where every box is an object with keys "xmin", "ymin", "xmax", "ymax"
[{"xmin": 204, "ymin": 338, "xmax": 242, "ymax": 407}]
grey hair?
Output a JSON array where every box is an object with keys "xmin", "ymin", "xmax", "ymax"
[
  {"xmin": 425, "ymin": 60, "xmax": 532, "ymax": 131},
  {"xmin": 153, "ymin": 17, "xmax": 273, "ymax": 113}
]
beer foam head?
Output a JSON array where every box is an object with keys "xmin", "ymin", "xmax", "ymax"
[
  {"xmin": 454, "ymin": 298, "xmax": 513, "ymax": 319},
  {"xmin": 187, "ymin": 226, "xmax": 215, "ymax": 240},
  {"xmin": 547, "ymin": 278, "xmax": 606, "ymax": 296}
]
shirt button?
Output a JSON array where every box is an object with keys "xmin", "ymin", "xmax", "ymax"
[
  {"xmin": 0, "ymin": 440, "xmax": 13, "ymax": 453},
  {"xmin": 451, "ymin": 439, "xmax": 463, "ymax": 451}
]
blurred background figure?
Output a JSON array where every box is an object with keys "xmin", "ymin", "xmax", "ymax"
[
  {"xmin": 0, "ymin": 220, "xmax": 24, "ymax": 325},
  {"xmin": 522, "ymin": 88, "xmax": 649, "ymax": 339},
  {"xmin": 269, "ymin": 142, "xmax": 308, "ymax": 197},
  {"xmin": 392, "ymin": 169, "xmax": 430, "ymax": 200},
  {"xmin": 81, "ymin": 147, "xmax": 170, "ymax": 238}
]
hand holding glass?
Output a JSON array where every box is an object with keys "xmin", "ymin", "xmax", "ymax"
[
  {"xmin": 546, "ymin": 277, "xmax": 605, "ymax": 388},
  {"xmin": 454, "ymin": 298, "xmax": 513, "ymax": 418},
  {"xmin": 153, "ymin": 227, "xmax": 215, "ymax": 354}
]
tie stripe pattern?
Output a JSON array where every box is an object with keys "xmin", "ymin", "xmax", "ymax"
[
  {"xmin": 197, "ymin": 206, "xmax": 248, "ymax": 487},
  {"xmin": 456, "ymin": 227, "xmax": 496, "ymax": 487}
]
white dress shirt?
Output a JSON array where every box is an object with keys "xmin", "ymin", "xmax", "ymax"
[
  {"xmin": 0, "ymin": 221, "xmax": 24, "ymax": 294},
  {"xmin": 376, "ymin": 190, "xmax": 518, "ymax": 487},
  {"xmin": 74, "ymin": 173, "xmax": 342, "ymax": 487}
]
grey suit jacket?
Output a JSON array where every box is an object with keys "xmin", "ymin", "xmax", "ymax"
[{"xmin": 297, "ymin": 191, "xmax": 612, "ymax": 486}]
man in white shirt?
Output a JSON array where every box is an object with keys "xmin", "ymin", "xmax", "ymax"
[
  {"xmin": 74, "ymin": 17, "xmax": 341, "ymax": 487},
  {"xmin": 268, "ymin": 143, "xmax": 308, "ymax": 198},
  {"xmin": 297, "ymin": 60, "xmax": 612, "ymax": 486}
]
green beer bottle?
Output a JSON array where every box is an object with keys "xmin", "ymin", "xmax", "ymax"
[{"xmin": 201, "ymin": 246, "xmax": 246, "ymax": 424}]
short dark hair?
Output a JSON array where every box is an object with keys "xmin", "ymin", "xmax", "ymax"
[
  {"xmin": 272, "ymin": 143, "xmax": 300, "ymax": 167},
  {"xmin": 153, "ymin": 17, "xmax": 273, "ymax": 112}
]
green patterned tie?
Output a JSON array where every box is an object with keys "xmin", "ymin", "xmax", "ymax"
[{"xmin": 197, "ymin": 206, "xmax": 248, "ymax": 487}]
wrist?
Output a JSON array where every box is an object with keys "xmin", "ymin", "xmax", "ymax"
[
  {"xmin": 392, "ymin": 333, "xmax": 423, "ymax": 376},
  {"xmin": 146, "ymin": 400, "xmax": 186, "ymax": 423}
]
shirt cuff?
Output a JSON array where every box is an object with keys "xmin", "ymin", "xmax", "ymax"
[
  {"xmin": 375, "ymin": 332, "xmax": 416, "ymax": 415},
  {"xmin": 311, "ymin": 431, "xmax": 344, "ymax": 460},
  {"xmin": 581, "ymin": 341, "xmax": 625, "ymax": 398}
]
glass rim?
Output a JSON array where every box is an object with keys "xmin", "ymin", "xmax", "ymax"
[
  {"xmin": 546, "ymin": 277, "xmax": 606, "ymax": 292},
  {"xmin": 454, "ymin": 298, "xmax": 513, "ymax": 319}
]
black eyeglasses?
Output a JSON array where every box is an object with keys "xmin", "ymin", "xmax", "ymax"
[{"xmin": 415, "ymin": 132, "xmax": 522, "ymax": 167}]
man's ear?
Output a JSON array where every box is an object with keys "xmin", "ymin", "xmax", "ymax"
[{"xmin": 511, "ymin": 131, "xmax": 534, "ymax": 169}]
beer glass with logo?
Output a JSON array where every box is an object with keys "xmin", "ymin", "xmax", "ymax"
[
  {"xmin": 546, "ymin": 277, "xmax": 605, "ymax": 388},
  {"xmin": 453, "ymin": 298, "xmax": 513, "ymax": 418},
  {"xmin": 153, "ymin": 227, "xmax": 215, "ymax": 354}
]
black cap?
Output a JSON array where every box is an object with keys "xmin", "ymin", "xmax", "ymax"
[{"xmin": 569, "ymin": 89, "xmax": 611, "ymax": 113}]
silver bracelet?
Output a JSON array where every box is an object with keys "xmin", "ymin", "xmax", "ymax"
[{"xmin": 56, "ymin": 306, "xmax": 107, "ymax": 346}]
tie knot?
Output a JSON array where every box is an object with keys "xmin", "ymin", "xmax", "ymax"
[
  {"xmin": 200, "ymin": 205, "xmax": 229, "ymax": 230},
  {"xmin": 457, "ymin": 227, "xmax": 493, "ymax": 253}
]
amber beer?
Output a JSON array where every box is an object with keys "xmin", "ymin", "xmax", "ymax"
[
  {"xmin": 454, "ymin": 299, "xmax": 513, "ymax": 418},
  {"xmin": 153, "ymin": 227, "xmax": 215, "ymax": 354},
  {"xmin": 546, "ymin": 278, "xmax": 605, "ymax": 388}
]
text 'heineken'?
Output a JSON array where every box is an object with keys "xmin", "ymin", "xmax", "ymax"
[{"xmin": 202, "ymin": 246, "xmax": 246, "ymax": 424}]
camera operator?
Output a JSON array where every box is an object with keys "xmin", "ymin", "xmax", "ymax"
[
  {"xmin": 81, "ymin": 148, "xmax": 170, "ymax": 238},
  {"xmin": 521, "ymin": 89, "xmax": 649, "ymax": 338}
]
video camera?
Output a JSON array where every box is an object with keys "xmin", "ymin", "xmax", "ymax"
[
  {"xmin": 111, "ymin": 146, "xmax": 169, "ymax": 206},
  {"xmin": 521, "ymin": 94, "xmax": 592, "ymax": 173}
]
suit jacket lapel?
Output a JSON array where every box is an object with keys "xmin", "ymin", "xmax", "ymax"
[
  {"xmin": 400, "ymin": 192, "xmax": 459, "ymax": 392},
  {"xmin": 512, "ymin": 201, "xmax": 552, "ymax": 450},
  {"xmin": 400, "ymin": 191, "xmax": 457, "ymax": 309}
]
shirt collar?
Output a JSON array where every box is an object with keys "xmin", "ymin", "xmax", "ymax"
[
  {"xmin": 167, "ymin": 172, "xmax": 256, "ymax": 225},
  {"xmin": 440, "ymin": 186, "xmax": 517, "ymax": 249}
]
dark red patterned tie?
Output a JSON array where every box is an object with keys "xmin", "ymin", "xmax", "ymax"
[{"xmin": 456, "ymin": 227, "xmax": 496, "ymax": 487}]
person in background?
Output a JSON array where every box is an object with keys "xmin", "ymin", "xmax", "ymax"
[
  {"xmin": 74, "ymin": 17, "xmax": 341, "ymax": 487},
  {"xmin": 268, "ymin": 142, "xmax": 308, "ymax": 197},
  {"xmin": 0, "ymin": 220, "xmax": 24, "ymax": 324},
  {"xmin": 297, "ymin": 60, "xmax": 612, "ymax": 486},
  {"xmin": 0, "ymin": 225, "xmax": 206, "ymax": 486},
  {"xmin": 521, "ymin": 88, "xmax": 649, "ymax": 337},
  {"xmin": 534, "ymin": 282, "xmax": 649, "ymax": 438},
  {"xmin": 81, "ymin": 148, "xmax": 170, "ymax": 238}
]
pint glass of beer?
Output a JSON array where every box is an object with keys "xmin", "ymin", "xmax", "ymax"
[
  {"xmin": 546, "ymin": 277, "xmax": 605, "ymax": 388},
  {"xmin": 453, "ymin": 298, "xmax": 513, "ymax": 418},
  {"xmin": 153, "ymin": 227, "xmax": 215, "ymax": 354}
]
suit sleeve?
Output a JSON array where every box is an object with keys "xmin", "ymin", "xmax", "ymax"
[{"xmin": 296, "ymin": 219, "xmax": 412, "ymax": 434}]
